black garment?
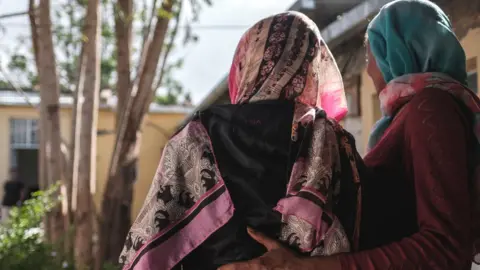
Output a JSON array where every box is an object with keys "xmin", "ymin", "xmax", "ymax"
[
  {"xmin": 2, "ymin": 180, "xmax": 24, "ymax": 207},
  {"xmin": 177, "ymin": 100, "xmax": 298, "ymax": 270},
  {"xmin": 332, "ymin": 125, "xmax": 366, "ymax": 251},
  {"xmin": 175, "ymin": 100, "xmax": 361, "ymax": 270},
  {"xmin": 22, "ymin": 185, "xmax": 39, "ymax": 202}
]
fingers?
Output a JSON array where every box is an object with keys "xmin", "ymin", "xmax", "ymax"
[
  {"xmin": 217, "ymin": 262, "xmax": 241, "ymax": 270},
  {"xmin": 247, "ymin": 227, "xmax": 281, "ymax": 251},
  {"xmin": 217, "ymin": 229, "xmax": 283, "ymax": 269},
  {"xmin": 217, "ymin": 259, "xmax": 263, "ymax": 270},
  {"xmin": 217, "ymin": 262, "xmax": 247, "ymax": 270}
]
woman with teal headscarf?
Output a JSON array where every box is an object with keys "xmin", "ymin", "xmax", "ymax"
[{"xmin": 220, "ymin": 1, "xmax": 480, "ymax": 269}]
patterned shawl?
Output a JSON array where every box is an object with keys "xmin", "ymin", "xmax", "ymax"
[{"xmin": 119, "ymin": 11, "xmax": 355, "ymax": 270}]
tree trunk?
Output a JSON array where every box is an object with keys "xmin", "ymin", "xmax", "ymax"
[
  {"xmin": 114, "ymin": 0, "xmax": 132, "ymax": 125},
  {"xmin": 72, "ymin": 0, "xmax": 101, "ymax": 267},
  {"xmin": 29, "ymin": 0, "xmax": 50, "ymax": 241},
  {"xmin": 96, "ymin": 0, "xmax": 174, "ymax": 267},
  {"xmin": 154, "ymin": 0, "xmax": 182, "ymax": 91},
  {"xmin": 138, "ymin": 0, "xmax": 158, "ymax": 67},
  {"xmin": 36, "ymin": 0, "xmax": 66, "ymax": 244},
  {"xmin": 95, "ymin": 0, "xmax": 134, "ymax": 265}
]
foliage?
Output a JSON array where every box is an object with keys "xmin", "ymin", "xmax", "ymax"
[
  {"xmin": 0, "ymin": 185, "xmax": 120, "ymax": 270},
  {"xmin": 8, "ymin": 55, "xmax": 28, "ymax": 71},
  {"xmin": 1, "ymin": 0, "xmax": 212, "ymax": 106},
  {"xmin": 0, "ymin": 184, "xmax": 74, "ymax": 270},
  {"xmin": 0, "ymin": 80, "xmax": 15, "ymax": 89},
  {"xmin": 0, "ymin": 0, "xmax": 212, "ymax": 266}
]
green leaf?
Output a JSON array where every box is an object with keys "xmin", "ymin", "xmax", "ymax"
[
  {"xmin": 8, "ymin": 55, "xmax": 28, "ymax": 71},
  {"xmin": 102, "ymin": 23, "xmax": 114, "ymax": 39},
  {"xmin": 157, "ymin": 7, "xmax": 174, "ymax": 19}
]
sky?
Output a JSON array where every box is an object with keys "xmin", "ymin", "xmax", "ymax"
[{"xmin": 0, "ymin": 0, "xmax": 297, "ymax": 105}]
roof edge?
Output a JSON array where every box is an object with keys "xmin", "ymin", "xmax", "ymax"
[{"xmin": 0, "ymin": 90, "xmax": 193, "ymax": 115}]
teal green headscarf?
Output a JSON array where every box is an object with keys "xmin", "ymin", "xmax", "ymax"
[
  {"xmin": 367, "ymin": 0, "xmax": 467, "ymax": 85},
  {"xmin": 366, "ymin": 0, "xmax": 468, "ymax": 151}
]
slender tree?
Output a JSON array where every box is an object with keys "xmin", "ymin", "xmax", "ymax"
[
  {"xmin": 71, "ymin": 0, "xmax": 102, "ymax": 267},
  {"xmin": 114, "ymin": 0, "xmax": 133, "ymax": 128},
  {"xmin": 18, "ymin": 0, "xmax": 212, "ymax": 267},
  {"xmin": 34, "ymin": 0, "xmax": 66, "ymax": 243},
  {"xmin": 96, "ymin": 0, "xmax": 175, "ymax": 265}
]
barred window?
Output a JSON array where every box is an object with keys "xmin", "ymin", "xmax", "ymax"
[
  {"xmin": 467, "ymin": 71, "xmax": 478, "ymax": 93},
  {"xmin": 10, "ymin": 118, "xmax": 39, "ymax": 168},
  {"xmin": 10, "ymin": 118, "xmax": 39, "ymax": 148}
]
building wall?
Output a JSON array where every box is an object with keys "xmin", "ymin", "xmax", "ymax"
[
  {"xmin": 0, "ymin": 105, "xmax": 187, "ymax": 219},
  {"xmin": 358, "ymin": 27, "xmax": 480, "ymax": 154},
  {"xmin": 344, "ymin": 116, "xmax": 363, "ymax": 156},
  {"xmin": 0, "ymin": 106, "xmax": 73, "ymax": 201}
]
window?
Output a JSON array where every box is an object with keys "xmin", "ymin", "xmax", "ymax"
[
  {"xmin": 10, "ymin": 118, "xmax": 39, "ymax": 168},
  {"xmin": 466, "ymin": 57, "xmax": 477, "ymax": 93},
  {"xmin": 467, "ymin": 71, "xmax": 478, "ymax": 93},
  {"xmin": 10, "ymin": 118, "xmax": 39, "ymax": 148},
  {"xmin": 346, "ymin": 94, "xmax": 358, "ymax": 116},
  {"xmin": 345, "ymin": 76, "xmax": 361, "ymax": 117},
  {"xmin": 300, "ymin": 0, "xmax": 315, "ymax": 9}
]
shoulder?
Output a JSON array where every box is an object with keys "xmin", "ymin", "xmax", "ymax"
[
  {"xmin": 164, "ymin": 120, "xmax": 211, "ymax": 158},
  {"xmin": 408, "ymin": 88, "xmax": 456, "ymax": 110},
  {"xmin": 325, "ymin": 117, "xmax": 358, "ymax": 145},
  {"xmin": 408, "ymin": 87, "xmax": 467, "ymax": 113},
  {"xmin": 403, "ymin": 88, "xmax": 472, "ymax": 143},
  {"xmin": 170, "ymin": 120, "xmax": 209, "ymax": 144},
  {"xmin": 311, "ymin": 116, "xmax": 338, "ymax": 142},
  {"xmin": 404, "ymin": 88, "xmax": 467, "ymax": 126}
]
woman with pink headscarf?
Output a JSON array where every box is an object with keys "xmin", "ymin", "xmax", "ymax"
[{"xmin": 119, "ymin": 11, "xmax": 362, "ymax": 270}]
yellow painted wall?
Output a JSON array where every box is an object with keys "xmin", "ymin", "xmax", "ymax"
[
  {"xmin": 0, "ymin": 105, "xmax": 187, "ymax": 219},
  {"xmin": 359, "ymin": 27, "xmax": 480, "ymax": 153},
  {"xmin": 0, "ymin": 106, "xmax": 73, "ymax": 201}
]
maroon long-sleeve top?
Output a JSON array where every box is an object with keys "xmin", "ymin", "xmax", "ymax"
[{"xmin": 339, "ymin": 89, "xmax": 476, "ymax": 269}]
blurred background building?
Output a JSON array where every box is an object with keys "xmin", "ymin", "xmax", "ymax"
[
  {"xmin": 0, "ymin": 89, "xmax": 191, "ymax": 218},
  {"xmin": 180, "ymin": 0, "xmax": 480, "ymax": 157}
]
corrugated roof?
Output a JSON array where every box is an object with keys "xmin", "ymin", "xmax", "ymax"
[{"xmin": 0, "ymin": 90, "xmax": 193, "ymax": 114}]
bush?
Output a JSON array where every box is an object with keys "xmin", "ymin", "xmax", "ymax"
[
  {"xmin": 0, "ymin": 185, "xmax": 74, "ymax": 270},
  {"xmin": 0, "ymin": 185, "xmax": 120, "ymax": 270}
]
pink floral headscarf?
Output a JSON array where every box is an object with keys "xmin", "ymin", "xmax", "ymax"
[{"xmin": 228, "ymin": 11, "xmax": 348, "ymax": 121}]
